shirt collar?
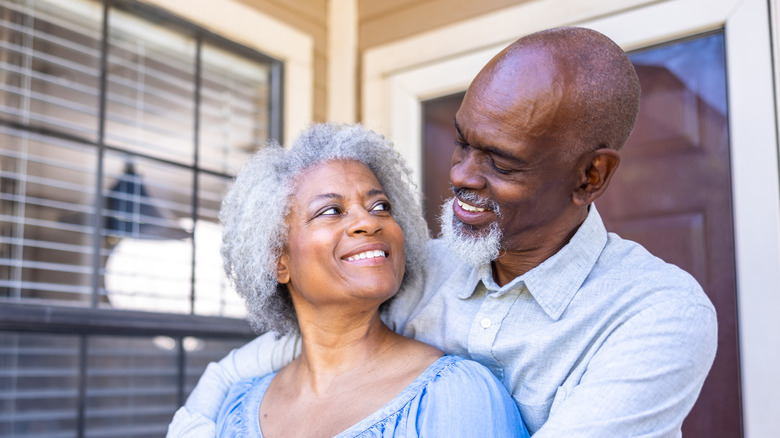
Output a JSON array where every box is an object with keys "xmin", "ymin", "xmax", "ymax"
[
  {"xmin": 456, "ymin": 205, "xmax": 608, "ymax": 320},
  {"xmin": 456, "ymin": 261, "xmax": 492, "ymax": 299}
]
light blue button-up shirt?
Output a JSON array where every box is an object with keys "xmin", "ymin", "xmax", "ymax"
[
  {"xmin": 385, "ymin": 205, "xmax": 717, "ymax": 436},
  {"xmin": 168, "ymin": 206, "xmax": 717, "ymax": 437}
]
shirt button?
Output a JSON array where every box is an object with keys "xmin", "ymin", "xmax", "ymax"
[{"xmin": 480, "ymin": 318, "xmax": 492, "ymax": 329}]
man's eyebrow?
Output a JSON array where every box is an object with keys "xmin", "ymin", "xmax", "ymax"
[
  {"xmin": 453, "ymin": 117, "xmax": 525, "ymax": 164},
  {"xmin": 366, "ymin": 189, "xmax": 385, "ymax": 197}
]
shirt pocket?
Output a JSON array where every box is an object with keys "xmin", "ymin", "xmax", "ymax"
[
  {"xmin": 549, "ymin": 385, "xmax": 568, "ymax": 416},
  {"xmin": 514, "ymin": 386, "xmax": 568, "ymax": 433},
  {"xmin": 515, "ymin": 395, "xmax": 554, "ymax": 434}
]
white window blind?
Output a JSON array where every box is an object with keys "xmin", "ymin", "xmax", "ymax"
[{"xmin": 0, "ymin": 0, "xmax": 281, "ymax": 435}]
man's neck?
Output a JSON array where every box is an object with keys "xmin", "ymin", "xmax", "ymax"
[{"xmin": 491, "ymin": 212, "xmax": 586, "ymax": 286}]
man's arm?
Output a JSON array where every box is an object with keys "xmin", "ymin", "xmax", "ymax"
[
  {"xmin": 166, "ymin": 331, "xmax": 301, "ymax": 437},
  {"xmin": 533, "ymin": 302, "xmax": 717, "ymax": 437}
]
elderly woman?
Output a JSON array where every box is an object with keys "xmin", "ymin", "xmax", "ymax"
[{"xmin": 211, "ymin": 123, "xmax": 527, "ymax": 437}]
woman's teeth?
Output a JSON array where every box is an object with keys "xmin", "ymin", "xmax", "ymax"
[
  {"xmin": 458, "ymin": 198, "xmax": 486, "ymax": 212},
  {"xmin": 346, "ymin": 250, "xmax": 386, "ymax": 261}
]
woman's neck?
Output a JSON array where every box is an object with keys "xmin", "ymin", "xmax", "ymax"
[{"xmin": 285, "ymin": 309, "xmax": 404, "ymax": 395}]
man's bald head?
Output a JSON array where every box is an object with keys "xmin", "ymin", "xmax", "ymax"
[{"xmin": 466, "ymin": 27, "xmax": 640, "ymax": 159}]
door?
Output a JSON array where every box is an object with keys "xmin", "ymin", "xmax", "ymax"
[
  {"xmin": 421, "ymin": 31, "xmax": 741, "ymax": 437},
  {"xmin": 597, "ymin": 32, "xmax": 741, "ymax": 437}
]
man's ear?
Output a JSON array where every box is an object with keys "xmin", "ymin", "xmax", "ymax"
[
  {"xmin": 276, "ymin": 254, "xmax": 290, "ymax": 284},
  {"xmin": 572, "ymin": 148, "xmax": 620, "ymax": 206}
]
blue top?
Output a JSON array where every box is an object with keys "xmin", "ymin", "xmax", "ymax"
[{"xmin": 215, "ymin": 355, "xmax": 529, "ymax": 437}]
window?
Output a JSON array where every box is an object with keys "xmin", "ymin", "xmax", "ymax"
[{"xmin": 0, "ymin": 0, "xmax": 282, "ymax": 435}]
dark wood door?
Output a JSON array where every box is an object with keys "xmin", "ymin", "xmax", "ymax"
[
  {"xmin": 421, "ymin": 32, "xmax": 741, "ymax": 437},
  {"xmin": 599, "ymin": 32, "xmax": 741, "ymax": 437}
]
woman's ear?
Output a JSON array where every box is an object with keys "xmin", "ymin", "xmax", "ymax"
[
  {"xmin": 572, "ymin": 148, "xmax": 621, "ymax": 206},
  {"xmin": 276, "ymin": 254, "xmax": 290, "ymax": 284}
]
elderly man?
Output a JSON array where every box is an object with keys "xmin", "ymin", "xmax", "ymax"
[{"xmin": 169, "ymin": 27, "xmax": 716, "ymax": 437}]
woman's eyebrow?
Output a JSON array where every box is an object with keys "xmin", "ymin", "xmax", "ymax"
[
  {"xmin": 311, "ymin": 189, "xmax": 385, "ymax": 203},
  {"xmin": 313, "ymin": 193, "xmax": 342, "ymax": 201}
]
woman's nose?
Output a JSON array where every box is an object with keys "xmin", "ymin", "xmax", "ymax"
[
  {"xmin": 346, "ymin": 207, "xmax": 382, "ymax": 236},
  {"xmin": 450, "ymin": 147, "xmax": 486, "ymax": 191}
]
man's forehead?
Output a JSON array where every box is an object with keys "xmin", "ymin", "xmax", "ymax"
[
  {"xmin": 454, "ymin": 113, "xmax": 547, "ymax": 167},
  {"xmin": 457, "ymin": 84, "xmax": 563, "ymax": 142}
]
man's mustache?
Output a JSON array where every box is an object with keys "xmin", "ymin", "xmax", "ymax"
[{"xmin": 451, "ymin": 186, "xmax": 502, "ymax": 217}]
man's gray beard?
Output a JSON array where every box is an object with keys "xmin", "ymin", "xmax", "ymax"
[{"xmin": 439, "ymin": 197, "xmax": 502, "ymax": 267}]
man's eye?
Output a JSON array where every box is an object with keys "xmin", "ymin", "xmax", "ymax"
[
  {"xmin": 490, "ymin": 157, "xmax": 516, "ymax": 175},
  {"xmin": 492, "ymin": 161, "xmax": 512, "ymax": 174}
]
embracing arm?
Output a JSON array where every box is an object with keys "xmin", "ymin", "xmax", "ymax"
[
  {"xmin": 533, "ymin": 302, "xmax": 718, "ymax": 438},
  {"xmin": 166, "ymin": 331, "xmax": 301, "ymax": 437}
]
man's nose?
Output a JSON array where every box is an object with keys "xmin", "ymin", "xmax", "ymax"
[
  {"xmin": 450, "ymin": 147, "xmax": 487, "ymax": 190},
  {"xmin": 346, "ymin": 207, "xmax": 382, "ymax": 236}
]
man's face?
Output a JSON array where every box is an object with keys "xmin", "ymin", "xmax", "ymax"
[{"xmin": 444, "ymin": 53, "xmax": 583, "ymax": 256}]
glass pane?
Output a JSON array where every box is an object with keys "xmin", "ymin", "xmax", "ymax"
[
  {"xmin": 0, "ymin": 0, "xmax": 102, "ymax": 141},
  {"xmin": 199, "ymin": 43, "xmax": 271, "ymax": 175},
  {"xmin": 85, "ymin": 335, "xmax": 178, "ymax": 438},
  {"xmin": 104, "ymin": 7, "xmax": 196, "ymax": 164},
  {"xmin": 193, "ymin": 172, "xmax": 244, "ymax": 318},
  {"xmin": 0, "ymin": 125, "xmax": 97, "ymax": 305},
  {"xmin": 101, "ymin": 153, "xmax": 194, "ymax": 313},
  {"xmin": 0, "ymin": 331, "xmax": 80, "ymax": 436}
]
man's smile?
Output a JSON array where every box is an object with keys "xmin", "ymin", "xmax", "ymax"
[
  {"xmin": 452, "ymin": 196, "xmax": 498, "ymax": 228},
  {"xmin": 457, "ymin": 198, "xmax": 486, "ymax": 212}
]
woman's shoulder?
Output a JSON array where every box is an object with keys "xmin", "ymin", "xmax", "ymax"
[
  {"xmin": 411, "ymin": 355, "xmax": 514, "ymax": 407},
  {"xmin": 410, "ymin": 356, "xmax": 530, "ymax": 437},
  {"xmin": 426, "ymin": 355, "xmax": 502, "ymax": 388},
  {"xmin": 225, "ymin": 372, "xmax": 276, "ymax": 400},
  {"xmin": 215, "ymin": 372, "xmax": 277, "ymax": 437}
]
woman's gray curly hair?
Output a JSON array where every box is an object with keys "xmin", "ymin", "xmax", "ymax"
[{"xmin": 220, "ymin": 123, "xmax": 429, "ymax": 335}]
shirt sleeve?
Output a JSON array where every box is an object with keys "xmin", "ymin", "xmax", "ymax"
[
  {"xmin": 417, "ymin": 359, "xmax": 530, "ymax": 437},
  {"xmin": 533, "ymin": 302, "xmax": 718, "ymax": 438},
  {"xmin": 166, "ymin": 331, "xmax": 301, "ymax": 437}
]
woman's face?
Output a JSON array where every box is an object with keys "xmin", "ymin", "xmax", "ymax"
[{"xmin": 277, "ymin": 160, "xmax": 406, "ymax": 310}]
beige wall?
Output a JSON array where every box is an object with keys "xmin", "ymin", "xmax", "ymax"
[
  {"xmin": 235, "ymin": 0, "xmax": 328, "ymax": 122},
  {"xmin": 358, "ymin": 0, "xmax": 530, "ymax": 51},
  {"xmin": 233, "ymin": 0, "xmax": 532, "ymax": 122}
]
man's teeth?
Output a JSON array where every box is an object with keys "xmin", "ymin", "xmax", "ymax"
[
  {"xmin": 346, "ymin": 250, "xmax": 386, "ymax": 261},
  {"xmin": 458, "ymin": 198, "xmax": 486, "ymax": 212}
]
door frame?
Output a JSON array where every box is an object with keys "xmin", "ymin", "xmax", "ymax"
[{"xmin": 361, "ymin": 0, "xmax": 780, "ymax": 436}]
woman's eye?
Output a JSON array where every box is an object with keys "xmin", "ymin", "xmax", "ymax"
[
  {"xmin": 320, "ymin": 206, "xmax": 340, "ymax": 216},
  {"xmin": 371, "ymin": 201, "xmax": 391, "ymax": 212}
]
